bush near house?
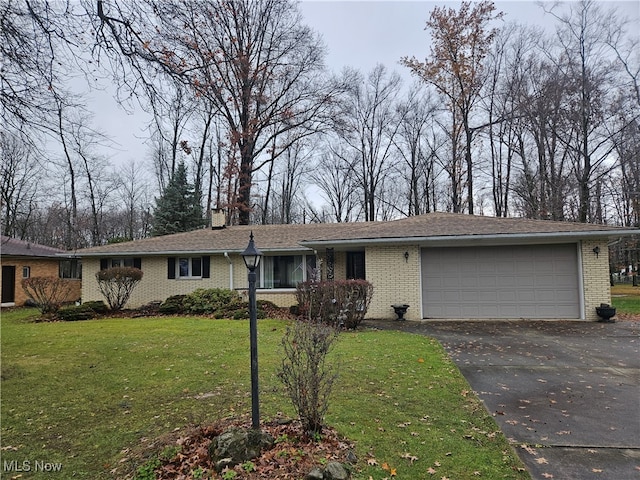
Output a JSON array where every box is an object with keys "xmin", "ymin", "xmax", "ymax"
[
  {"xmin": 57, "ymin": 304, "xmax": 96, "ymax": 321},
  {"xmin": 182, "ymin": 288, "xmax": 243, "ymax": 314},
  {"xmin": 159, "ymin": 295, "xmax": 188, "ymax": 314},
  {"xmin": 95, "ymin": 267, "xmax": 143, "ymax": 310},
  {"xmin": 21, "ymin": 276, "xmax": 74, "ymax": 314},
  {"xmin": 158, "ymin": 289, "xmax": 282, "ymax": 320},
  {"xmin": 295, "ymin": 279, "xmax": 374, "ymax": 329}
]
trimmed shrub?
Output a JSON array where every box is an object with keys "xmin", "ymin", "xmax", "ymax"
[
  {"xmin": 96, "ymin": 267, "xmax": 143, "ymax": 310},
  {"xmin": 159, "ymin": 295, "xmax": 187, "ymax": 314},
  {"xmin": 82, "ymin": 300, "xmax": 108, "ymax": 313},
  {"xmin": 57, "ymin": 304, "xmax": 96, "ymax": 321},
  {"xmin": 295, "ymin": 279, "xmax": 374, "ymax": 329},
  {"xmin": 182, "ymin": 288, "xmax": 242, "ymax": 314}
]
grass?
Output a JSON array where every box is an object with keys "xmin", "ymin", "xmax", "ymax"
[
  {"xmin": 611, "ymin": 284, "xmax": 640, "ymax": 315},
  {"xmin": 1, "ymin": 308, "xmax": 529, "ymax": 480}
]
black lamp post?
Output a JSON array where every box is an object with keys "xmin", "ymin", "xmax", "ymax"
[{"xmin": 241, "ymin": 232, "xmax": 262, "ymax": 430}]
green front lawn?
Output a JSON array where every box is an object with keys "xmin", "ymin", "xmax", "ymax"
[
  {"xmin": 611, "ymin": 284, "xmax": 640, "ymax": 315},
  {"xmin": 1, "ymin": 309, "xmax": 529, "ymax": 479}
]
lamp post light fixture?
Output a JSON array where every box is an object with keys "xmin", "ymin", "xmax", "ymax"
[{"xmin": 241, "ymin": 232, "xmax": 263, "ymax": 430}]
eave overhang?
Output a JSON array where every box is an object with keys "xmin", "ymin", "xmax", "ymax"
[{"xmin": 299, "ymin": 229, "xmax": 639, "ymax": 250}]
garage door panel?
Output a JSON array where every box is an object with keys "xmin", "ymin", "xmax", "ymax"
[
  {"xmin": 478, "ymin": 276, "xmax": 498, "ymax": 288},
  {"xmin": 422, "ymin": 244, "xmax": 580, "ymax": 319}
]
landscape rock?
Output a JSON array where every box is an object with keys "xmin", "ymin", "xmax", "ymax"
[
  {"xmin": 208, "ymin": 427, "xmax": 274, "ymax": 472},
  {"xmin": 324, "ymin": 461, "xmax": 349, "ymax": 480},
  {"xmin": 304, "ymin": 467, "xmax": 325, "ymax": 480}
]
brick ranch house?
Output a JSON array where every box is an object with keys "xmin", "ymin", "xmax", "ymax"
[
  {"xmin": 74, "ymin": 212, "xmax": 639, "ymax": 321},
  {"xmin": 1, "ymin": 236, "xmax": 82, "ymax": 307}
]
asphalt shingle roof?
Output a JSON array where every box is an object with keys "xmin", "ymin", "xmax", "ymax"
[
  {"xmin": 1, "ymin": 236, "xmax": 68, "ymax": 258},
  {"xmin": 73, "ymin": 213, "xmax": 638, "ymax": 257}
]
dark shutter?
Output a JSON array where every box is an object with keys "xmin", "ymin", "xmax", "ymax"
[
  {"xmin": 100, "ymin": 258, "xmax": 108, "ymax": 271},
  {"xmin": 133, "ymin": 257, "xmax": 142, "ymax": 269},
  {"xmin": 202, "ymin": 256, "xmax": 210, "ymax": 278},
  {"xmin": 167, "ymin": 258, "xmax": 176, "ymax": 279}
]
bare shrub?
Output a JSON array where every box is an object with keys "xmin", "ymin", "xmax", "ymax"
[
  {"xmin": 279, "ymin": 320, "xmax": 340, "ymax": 435},
  {"xmin": 21, "ymin": 276, "xmax": 74, "ymax": 313},
  {"xmin": 95, "ymin": 267, "xmax": 143, "ymax": 310},
  {"xmin": 295, "ymin": 279, "xmax": 374, "ymax": 329}
]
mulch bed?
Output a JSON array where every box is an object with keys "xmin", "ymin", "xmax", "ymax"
[{"xmin": 116, "ymin": 417, "xmax": 355, "ymax": 479}]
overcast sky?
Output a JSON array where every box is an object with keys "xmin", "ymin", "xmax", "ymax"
[{"xmin": 88, "ymin": 0, "xmax": 640, "ymax": 168}]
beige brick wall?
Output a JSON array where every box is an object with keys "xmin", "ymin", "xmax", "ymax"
[
  {"xmin": 365, "ymin": 245, "xmax": 422, "ymax": 320},
  {"xmin": 1, "ymin": 258, "xmax": 80, "ymax": 306},
  {"xmin": 82, "ymin": 255, "xmax": 297, "ymax": 309},
  {"xmin": 82, "ymin": 256, "xmax": 239, "ymax": 307},
  {"xmin": 581, "ymin": 239, "xmax": 611, "ymax": 321},
  {"xmin": 81, "ymin": 240, "xmax": 609, "ymax": 322}
]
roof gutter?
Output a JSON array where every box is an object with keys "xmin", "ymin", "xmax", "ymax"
[
  {"xmin": 300, "ymin": 229, "xmax": 640, "ymax": 248},
  {"xmin": 74, "ymin": 247, "xmax": 315, "ymax": 257}
]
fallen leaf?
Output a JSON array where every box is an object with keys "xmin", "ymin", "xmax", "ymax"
[
  {"xmin": 367, "ymin": 458, "xmax": 378, "ymax": 466},
  {"xmin": 434, "ymin": 461, "xmax": 441, "ymax": 467},
  {"xmin": 427, "ymin": 467, "xmax": 437, "ymax": 474},
  {"xmin": 382, "ymin": 462, "xmax": 390, "ymax": 471},
  {"xmin": 400, "ymin": 452, "xmax": 418, "ymax": 464},
  {"xmin": 592, "ymin": 468, "xmax": 603, "ymax": 473},
  {"xmin": 390, "ymin": 468, "xmax": 397, "ymax": 476},
  {"xmin": 541, "ymin": 473, "xmax": 554, "ymax": 478},
  {"xmin": 536, "ymin": 457, "xmax": 548, "ymax": 464},
  {"xmin": 418, "ymin": 358, "xmax": 425, "ymax": 363}
]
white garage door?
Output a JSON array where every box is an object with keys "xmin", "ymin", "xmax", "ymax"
[{"xmin": 421, "ymin": 244, "xmax": 580, "ymax": 319}]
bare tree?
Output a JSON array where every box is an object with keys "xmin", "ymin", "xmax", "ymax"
[
  {"xmin": 403, "ymin": 0, "xmax": 503, "ymax": 214},
  {"xmin": 94, "ymin": 0, "xmax": 336, "ymax": 225},
  {"xmin": 545, "ymin": 0, "xmax": 621, "ymax": 222},
  {"xmin": 0, "ymin": 130, "xmax": 43, "ymax": 237},
  {"xmin": 145, "ymin": 82, "xmax": 195, "ymax": 192},
  {"xmin": 394, "ymin": 85, "xmax": 439, "ymax": 216},
  {"xmin": 115, "ymin": 161, "xmax": 153, "ymax": 240},
  {"xmin": 312, "ymin": 145, "xmax": 360, "ymax": 223},
  {"xmin": 1, "ymin": 1, "xmax": 82, "ymax": 134},
  {"xmin": 334, "ymin": 65, "xmax": 403, "ymax": 221}
]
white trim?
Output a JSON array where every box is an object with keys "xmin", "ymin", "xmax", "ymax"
[
  {"xmin": 301, "ymin": 230, "xmax": 638, "ymax": 249},
  {"xmin": 418, "ymin": 246, "xmax": 424, "ymax": 320},
  {"xmin": 577, "ymin": 242, "xmax": 586, "ymax": 320},
  {"xmin": 176, "ymin": 257, "xmax": 203, "ymax": 279}
]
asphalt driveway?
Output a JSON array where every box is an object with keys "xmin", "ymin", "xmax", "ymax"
[{"xmin": 370, "ymin": 319, "xmax": 640, "ymax": 480}]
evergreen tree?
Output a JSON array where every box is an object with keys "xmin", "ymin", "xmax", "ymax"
[{"xmin": 151, "ymin": 162, "xmax": 204, "ymax": 236}]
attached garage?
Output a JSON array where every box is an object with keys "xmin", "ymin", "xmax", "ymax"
[{"xmin": 421, "ymin": 244, "xmax": 581, "ymax": 319}]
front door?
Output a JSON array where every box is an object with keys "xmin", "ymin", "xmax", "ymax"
[{"xmin": 2, "ymin": 266, "xmax": 16, "ymax": 303}]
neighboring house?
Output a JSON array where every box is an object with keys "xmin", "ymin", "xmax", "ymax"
[
  {"xmin": 0, "ymin": 236, "xmax": 82, "ymax": 307},
  {"xmin": 73, "ymin": 212, "xmax": 639, "ymax": 321}
]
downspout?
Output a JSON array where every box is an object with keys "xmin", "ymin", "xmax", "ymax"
[
  {"xmin": 224, "ymin": 252, "xmax": 233, "ymax": 290},
  {"xmin": 577, "ymin": 242, "xmax": 586, "ymax": 320}
]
